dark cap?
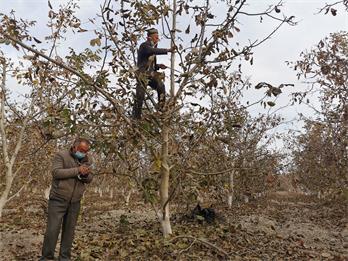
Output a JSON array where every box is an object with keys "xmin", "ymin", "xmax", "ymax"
[{"xmin": 147, "ymin": 28, "xmax": 159, "ymax": 36}]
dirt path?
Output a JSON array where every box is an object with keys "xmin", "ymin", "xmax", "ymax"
[{"xmin": 0, "ymin": 192, "xmax": 347, "ymax": 260}]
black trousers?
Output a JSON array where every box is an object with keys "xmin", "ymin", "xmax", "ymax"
[
  {"xmin": 133, "ymin": 74, "xmax": 166, "ymax": 119},
  {"xmin": 40, "ymin": 198, "xmax": 81, "ymax": 261}
]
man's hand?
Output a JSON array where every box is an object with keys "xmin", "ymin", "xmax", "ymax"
[
  {"xmin": 167, "ymin": 46, "xmax": 176, "ymax": 53},
  {"xmin": 78, "ymin": 165, "xmax": 90, "ymax": 176},
  {"xmin": 158, "ymin": 64, "xmax": 167, "ymax": 69}
]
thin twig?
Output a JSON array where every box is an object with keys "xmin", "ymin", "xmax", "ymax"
[
  {"xmin": 170, "ymin": 235, "xmax": 230, "ymax": 258},
  {"xmin": 6, "ymin": 176, "xmax": 32, "ymax": 203}
]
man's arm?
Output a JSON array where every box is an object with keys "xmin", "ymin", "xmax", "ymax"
[
  {"xmin": 52, "ymin": 153, "xmax": 79, "ymax": 179},
  {"xmin": 142, "ymin": 43, "xmax": 169, "ymax": 56},
  {"xmin": 155, "ymin": 64, "xmax": 167, "ymax": 70}
]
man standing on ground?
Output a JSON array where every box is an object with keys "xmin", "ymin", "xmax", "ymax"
[
  {"xmin": 132, "ymin": 28, "xmax": 175, "ymax": 119},
  {"xmin": 40, "ymin": 137, "xmax": 93, "ymax": 261}
]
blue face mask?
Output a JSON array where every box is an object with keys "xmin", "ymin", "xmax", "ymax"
[{"xmin": 74, "ymin": 151, "xmax": 86, "ymax": 160}]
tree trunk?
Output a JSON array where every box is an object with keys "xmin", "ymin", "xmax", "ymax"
[
  {"xmin": 123, "ymin": 188, "xmax": 133, "ymax": 205},
  {"xmin": 159, "ymin": 124, "xmax": 172, "ymax": 237},
  {"xmin": 0, "ymin": 61, "xmax": 9, "ymax": 218},
  {"xmin": 0, "ymin": 167, "xmax": 14, "ymax": 218},
  {"xmin": 157, "ymin": 0, "xmax": 177, "ymax": 237},
  {"xmin": 228, "ymin": 168, "xmax": 235, "ymax": 209},
  {"xmin": 44, "ymin": 185, "xmax": 51, "ymax": 200},
  {"xmin": 0, "ymin": 198, "xmax": 5, "ymax": 218}
]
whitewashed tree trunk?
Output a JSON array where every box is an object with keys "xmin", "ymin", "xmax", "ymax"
[
  {"xmin": 197, "ymin": 189, "xmax": 204, "ymax": 205},
  {"xmin": 0, "ymin": 60, "xmax": 36, "ymax": 218},
  {"xmin": 317, "ymin": 191, "xmax": 322, "ymax": 199},
  {"xmin": 44, "ymin": 185, "xmax": 51, "ymax": 200},
  {"xmin": 0, "ymin": 167, "xmax": 13, "ymax": 218},
  {"xmin": 156, "ymin": 0, "xmax": 177, "ymax": 238},
  {"xmin": 159, "ymin": 125, "xmax": 172, "ymax": 237},
  {"xmin": 228, "ymin": 168, "xmax": 235, "ymax": 209},
  {"xmin": 123, "ymin": 188, "xmax": 133, "ymax": 206},
  {"xmin": 0, "ymin": 61, "xmax": 12, "ymax": 218},
  {"xmin": 243, "ymin": 194, "xmax": 249, "ymax": 203},
  {"xmin": 159, "ymin": 212, "xmax": 171, "ymax": 237}
]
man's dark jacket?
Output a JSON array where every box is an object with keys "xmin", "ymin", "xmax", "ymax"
[
  {"xmin": 49, "ymin": 150, "xmax": 93, "ymax": 202},
  {"xmin": 137, "ymin": 40, "xmax": 168, "ymax": 72}
]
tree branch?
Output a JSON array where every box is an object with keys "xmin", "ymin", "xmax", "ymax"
[
  {"xmin": 188, "ymin": 167, "xmax": 253, "ymax": 176},
  {"xmin": 0, "ymin": 59, "xmax": 9, "ymax": 166},
  {"xmin": 1, "ymin": 32, "xmax": 150, "ymax": 142},
  {"xmin": 6, "ymin": 171, "xmax": 31, "ymax": 203}
]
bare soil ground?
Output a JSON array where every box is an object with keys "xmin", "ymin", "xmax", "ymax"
[{"xmin": 0, "ymin": 191, "xmax": 347, "ymax": 260}]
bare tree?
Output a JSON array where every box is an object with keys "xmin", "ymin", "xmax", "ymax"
[
  {"xmin": 0, "ymin": 0, "xmax": 295, "ymax": 236},
  {"xmin": 289, "ymin": 32, "xmax": 348, "ymax": 195},
  {"xmin": 0, "ymin": 56, "xmax": 38, "ymax": 217}
]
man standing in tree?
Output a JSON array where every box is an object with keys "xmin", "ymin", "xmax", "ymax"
[
  {"xmin": 132, "ymin": 28, "xmax": 175, "ymax": 120},
  {"xmin": 40, "ymin": 137, "xmax": 94, "ymax": 261}
]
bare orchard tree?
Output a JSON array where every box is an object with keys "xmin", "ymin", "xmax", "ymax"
[
  {"xmin": 0, "ymin": 0, "xmax": 295, "ymax": 236},
  {"xmin": 0, "ymin": 55, "xmax": 39, "ymax": 217},
  {"xmin": 289, "ymin": 32, "xmax": 348, "ymax": 195}
]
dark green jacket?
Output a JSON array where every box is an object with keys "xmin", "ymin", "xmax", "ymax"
[
  {"xmin": 49, "ymin": 149, "xmax": 93, "ymax": 202},
  {"xmin": 137, "ymin": 40, "xmax": 168, "ymax": 72}
]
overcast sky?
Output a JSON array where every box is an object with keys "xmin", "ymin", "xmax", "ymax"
[{"xmin": 1, "ymin": 0, "xmax": 347, "ymax": 148}]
